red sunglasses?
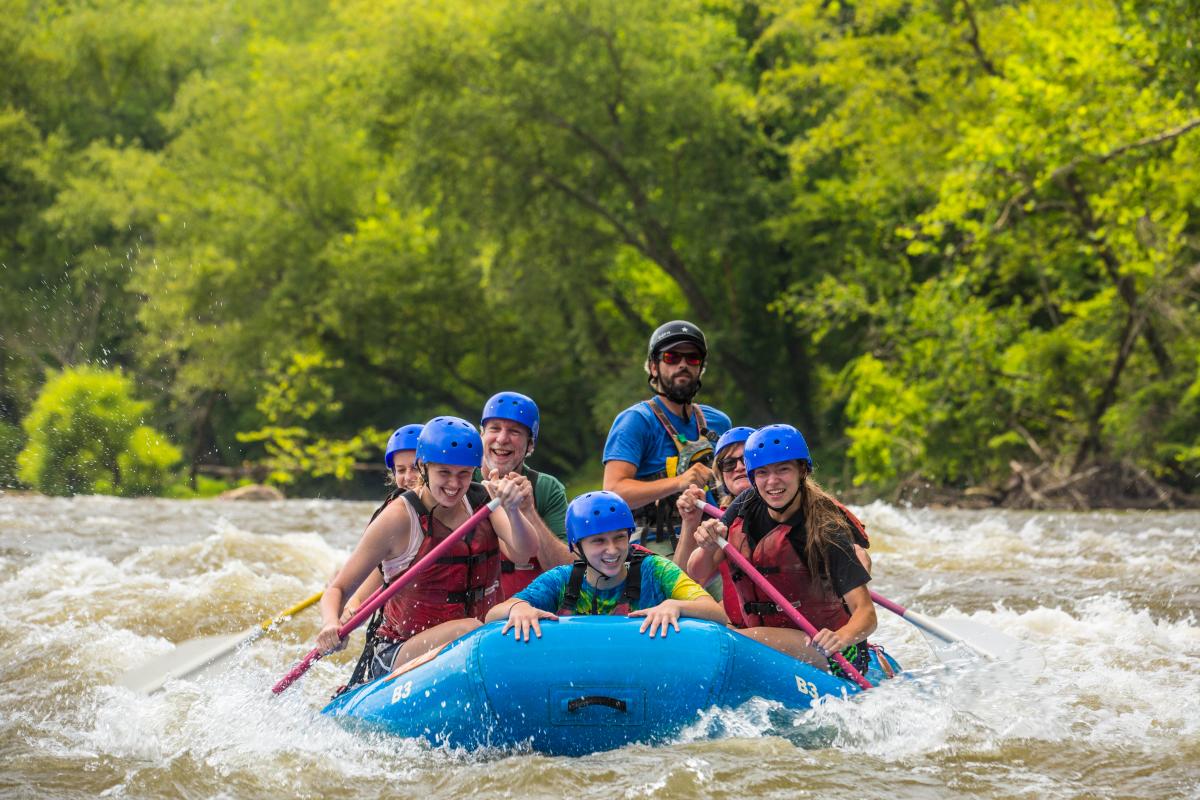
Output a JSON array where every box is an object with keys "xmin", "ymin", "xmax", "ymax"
[{"xmin": 659, "ymin": 351, "xmax": 703, "ymax": 367}]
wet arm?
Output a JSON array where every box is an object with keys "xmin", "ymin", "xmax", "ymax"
[
  {"xmin": 673, "ymin": 594, "xmax": 728, "ymax": 624},
  {"xmin": 493, "ymin": 506, "xmax": 537, "ymax": 564},
  {"xmin": 341, "ymin": 568, "xmax": 383, "ymax": 623},
  {"xmin": 320, "ymin": 508, "xmax": 411, "ymax": 633},
  {"xmin": 833, "ymin": 585, "xmax": 877, "ymax": 647},
  {"xmin": 603, "ymin": 460, "xmax": 686, "ymax": 510}
]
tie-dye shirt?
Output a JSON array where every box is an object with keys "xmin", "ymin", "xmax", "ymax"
[{"xmin": 514, "ymin": 554, "xmax": 709, "ymax": 615}]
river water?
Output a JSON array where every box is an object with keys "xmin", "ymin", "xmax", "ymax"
[{"xmin": 0, "ymin": 494, "xmax": 1196, "ymax": 799}]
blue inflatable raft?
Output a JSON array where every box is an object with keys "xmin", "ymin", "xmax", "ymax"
[{"xmin": 323, "ymin": 617, "xmax": 899, "ymax": 755}]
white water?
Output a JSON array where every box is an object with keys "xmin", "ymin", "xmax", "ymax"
[{"xmin": 1, "ymin": 494, "xmax": 1197, "ymax": 799}]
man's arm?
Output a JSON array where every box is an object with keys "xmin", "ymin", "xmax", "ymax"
[
  {"xmin": 528, "ymin": 505, "xmax": 574, "ymax": 568},
  {"xmin": 603, "ymin": 459, "xmax": 713, "ymax": 510}
]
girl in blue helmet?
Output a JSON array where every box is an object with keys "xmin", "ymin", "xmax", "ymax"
[
  {"xmin": 484, "ymin": 491, "xmax": 727, "ymax": 641},
  {"xmin": 334, "ymin": 423, "xmax": 426, "ymax": 684},
  {"xmin": 315, "ymin": 417, "xmax": 538, "ymax": 683},
  {"xmin": 384, "ymin": 423, "xmax": 424, "ymax": 491},
  {"xmin": 689, "ymin": 425, "xmax": 879, "ymax": 675}
]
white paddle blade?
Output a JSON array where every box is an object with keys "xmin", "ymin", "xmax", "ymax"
[
  {"xmin": 117, "ymin": 628, "xmax": 259, "ymax": 694},
  {"xmin": 912, "ymin": 615, "xmax": 1045, "ymax": 678}
]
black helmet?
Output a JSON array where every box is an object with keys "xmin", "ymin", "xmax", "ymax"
[{"xmin": 647, "ymin": 320, "xmax": 707, "ymax": 361}]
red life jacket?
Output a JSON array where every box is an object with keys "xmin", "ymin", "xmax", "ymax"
[
  {"xmin": 500, "ymin": 557, "xmax": 543, "ymax": 598},
  {"xmin": 835, "ymin": 500, "xmax": 870, "ymax": 548},
  {"xmin": 556, "ymin": 549, "xmax": 650, "ymax": 616},
  {"xmin": 722, "ymin": 514, "xmax": 851, "ymax": 632},
  {"xmin": 718, "ymin": 500, "xmax": 867, "ymax": 629},
  {"xmin": 376, "ymin": 484, "xmax": 501, "ymax": 641}
]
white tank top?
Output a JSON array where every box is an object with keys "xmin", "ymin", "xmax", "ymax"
[{"xmin": 378, "ymin": 493, "xmax": 479, "ymax": 582}]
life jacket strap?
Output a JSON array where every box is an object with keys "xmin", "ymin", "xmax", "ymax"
[
  {"xmin": 445, "ymin": 585, "xmax": 495, "ymax": 605},
  {"xmin": 437, "ymin": 549, "xmax": 499, "ymax": 566},
  {"xmin": 742, "ymin": 601, "xmax": 784, "ymax": 616}
]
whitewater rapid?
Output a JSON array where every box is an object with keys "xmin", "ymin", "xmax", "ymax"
[{"xmin": 1, "ymin": 494, "xmax": 1196, "ymax": 799}]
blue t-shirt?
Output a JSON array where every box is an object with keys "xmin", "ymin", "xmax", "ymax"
[
  {"xmin": 602, "ymin": 398, "xmax": 731, "ymax": 479},
  {"xmin": 513, "ymin": 555, "xmax": 709, "ymax": 614}
]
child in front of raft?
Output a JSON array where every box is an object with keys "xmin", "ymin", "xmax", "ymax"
[
  {"xmin": 688, "ymin": 425, "xmax": 878, "ymax": 675},
  {"xmin": 484, "ymin": 491, "xmax": 728, "ymax": 640},
  {"xmin": 315, "ymin": 416, "xmax": 538, "ymax": 680}
]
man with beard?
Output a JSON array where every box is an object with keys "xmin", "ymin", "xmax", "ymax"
[
  {"xmin": 602, "ymin": 320, "xmax": 731, "ymax": 556},
  {"xmin": 478, "ymin": 391, "xmax": 573, "ymax": 598}
]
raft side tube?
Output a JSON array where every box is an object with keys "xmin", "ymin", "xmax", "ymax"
[{"xmin": 321, "ymin": 617, "xmax": 900, "ymax": 755}]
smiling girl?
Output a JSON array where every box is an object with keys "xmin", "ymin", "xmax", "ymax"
[
  {"xmin": 315, "ymin": 416, "xmax": 536, "ymax": 682},
  {"xmin": 688, "ymin": 424, "xmax": 878, "ymax": 675},
  {"xmin": 485, "ymin": 491, "xmax": 727, "ymax": 641}
]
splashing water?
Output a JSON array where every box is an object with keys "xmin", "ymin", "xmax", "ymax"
[{"xmin": 1, "ymin": 494, "xmax": 1197, "ymax": 799}]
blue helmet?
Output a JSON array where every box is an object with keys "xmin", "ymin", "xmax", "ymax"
[
  {"xmin": 714, "ymin": 426, "xmax": 755, "ymax": 461},
  {"xmin": 744, "ymin": 424, "xmax": 811, "ymax": 478},
  {"xmin": 565, "ymin": 490, "xmax": 635, "ymax": 549},
  {"xmin": 480, "ymin": 391, "xmax": 540, "ymax": 444},
  {"xmin": 384, "ymin": 424, "xmax": 423, "ymax": 470},
  {"xmin": 416, "ymin": 416, "xmax": 483, "ymax": 468}
]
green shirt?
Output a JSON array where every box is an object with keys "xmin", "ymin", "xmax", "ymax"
[{"xmin": 474, "ymin": 463, "xmax": 568, "ymax": 541}]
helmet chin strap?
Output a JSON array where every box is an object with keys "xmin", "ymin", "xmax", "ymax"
[
  {"xmin": 575, "ymin": 544, "xmax": 625, "ymax": 588},
  {"xmin": 763, "ymin": 485, "xmax": 802, "ymax": 514}
]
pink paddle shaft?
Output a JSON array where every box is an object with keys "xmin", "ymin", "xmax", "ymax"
[
  {"xmin": 700, "ymin": 500, "xmax": 899, "ymax": 614},
  {"xmin": 697, "ymin": 501, "xmax": 872, "ymax": 690},
  {"xmin": 271, "ymin": 497, "xmax": 501, "ymax": 694}
]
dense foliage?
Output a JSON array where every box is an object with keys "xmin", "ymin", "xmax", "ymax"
[
  {"xmin": 2, "ymin": 0, "xmax": 1197, "ymax": 502},
  {"xmin": 17, "ymin": 367, "xmax": 180, "ymax": 495}
]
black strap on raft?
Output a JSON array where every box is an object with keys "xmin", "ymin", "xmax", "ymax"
[{"xmin": 561, "ymin": 551, "xmax": 648, "ymax": 613}]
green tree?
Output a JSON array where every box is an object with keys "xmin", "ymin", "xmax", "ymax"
[{"xmin": 17, "ymin": 366, "xmax": 181, "ymax": 496}]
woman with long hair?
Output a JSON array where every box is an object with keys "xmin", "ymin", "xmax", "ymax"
[{"xmin": 687, "ymin": 425, "xmax": 877, "ymax": 674}]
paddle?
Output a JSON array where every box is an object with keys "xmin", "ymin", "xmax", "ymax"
[
  {"xmin": 695, "ymin": 500, "xmax": 1024, "ymax": 663},
  {"xmin": 271, "ymin": 497, "xmax": 502, "ymax": 694},
  {"xmin": 118, "ymin": 590, "xmax": 324, "ymax": 694}
]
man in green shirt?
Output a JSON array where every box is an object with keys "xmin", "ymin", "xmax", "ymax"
[{"xmin": 478, "ymin": 391, "xmax": 573, "ymax": 597}]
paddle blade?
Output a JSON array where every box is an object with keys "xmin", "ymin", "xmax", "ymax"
[
  {"xmin": 117, "ymin": 628, "xmax": 258, "ymax": 694},
  {"xmin": 913, "ymin": 616, "xmax": 1044, "ymax": 676}
]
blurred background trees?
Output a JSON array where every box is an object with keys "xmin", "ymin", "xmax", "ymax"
[{"xmin": 2, "ymin": 0, "xmax": 1197, "ymax": 503}]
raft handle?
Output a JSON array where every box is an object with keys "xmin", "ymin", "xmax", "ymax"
[{"xmin": 567, "ymin": 695, "xmax": 628, "ymax": 714}]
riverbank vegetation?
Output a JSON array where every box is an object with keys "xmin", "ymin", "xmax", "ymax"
[{"xmin": 2, "ymin": 0, "xmax": 1198, "ymax": 507}]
